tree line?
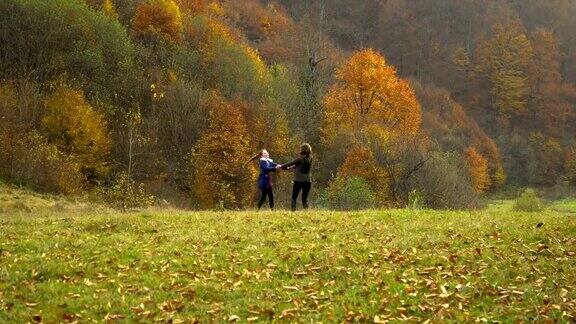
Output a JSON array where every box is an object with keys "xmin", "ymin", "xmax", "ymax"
[{"xmin": 0, "ymin": 0, "xmax": 574, "ymax": 210}]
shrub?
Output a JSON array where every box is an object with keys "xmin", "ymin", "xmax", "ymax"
[
  {"xmin": 337, "ymin": 145, "xmax": 391, "ymax": 202},
  {"xmin": 513, "ymin": 188, "xmax": 544, "ymax": 212},
  {"xmin": 0, "ymin": 80, "xmax": 43, "ymax": 132},
  {"xmin": 99, "ymin": 172, "xmax": 155, "ymax": 211},
  {"xmin": 327, "ymin": 177, "xmax": 377, "ymax": 211},
  {"xmin": 407, "ymin": 190, "xmax": 424, "ymax": 210},
  {"xmin": 0, "ymin": 131, "xmax": 84, "ymax": 194},
  {"xmin": 409, "ymin": 152, "xmax": 479, "ymax": 210}
]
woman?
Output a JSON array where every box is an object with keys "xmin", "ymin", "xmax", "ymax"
[
  {"xmin": 250, "ymin": 149, "xmax": 280, "ymax": 210},
  {"xmin": 281, "ymin": 143, "xmax": 313, "ymax": 211}
]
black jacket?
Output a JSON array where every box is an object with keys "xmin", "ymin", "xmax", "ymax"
[{"xmin": 281, "ymin": 154, "xmax": 312, "ymax": 183}]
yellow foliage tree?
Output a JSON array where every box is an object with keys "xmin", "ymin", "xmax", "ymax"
[
  {"xmin": 252, "ymin": 110, "xmax": 292, "ymax": 160},
  {"xmin": 207, "ymin": 2, "xmax": 225, "ymax": 16},
  {"xmin": 103, "ymin": 0, "xmax": 119, "ymax": 20},
  {"xmin": 322, "ymin": 48, "xmax": 421, "ymax": 144},
  {"xmin": 477, "ymin": 25, "xmax": 533, "ymax": 124},
  {"xmin": 133, "ymin": 0, "xmax": 183, "ymax": 43},
  {"xmin": 42, "ymin": 85, "xmax": 111, "ymax": 179},
  {"xmin": 464, "ymin": 147, "xmax": 491, "ymax": 193},
  {"xmin": 189, "ymin": 93, "xmax": 256, "ymax": 209}
]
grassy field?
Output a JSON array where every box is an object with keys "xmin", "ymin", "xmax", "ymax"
[{"xmin": 0, "ymin": 186, "xmax": 575, "ymax": 322}]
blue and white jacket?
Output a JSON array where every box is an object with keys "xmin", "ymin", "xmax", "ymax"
[{"xmin": 257, "ymin": 158, "xmax": 278, "ymax": 189}]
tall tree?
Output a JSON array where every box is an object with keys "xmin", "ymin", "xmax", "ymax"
[
  {"xmin": 476, "ymin": 24, "xmax": 533, "ymax": 129},
  {"xmin": 188, "ymin": 93, "xmax": 256, "ymax": 209}
]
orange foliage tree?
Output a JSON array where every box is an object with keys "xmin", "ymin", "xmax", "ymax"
[
  {"xmin": 42, "ymin": 85, "xmax": 111, "ymax": 180},
  {"xmin": 133, "ymin": 0, "xmax": 183, "ymax": 43},
  {"xmin": 333, "ymin": 145, "xmax": 390, "ymax": 202},
  {"xmin": 188, "ymin": 92, "xmax": 256, "ymax": 209},
  {"xmin": 321, "ymin": 49, "xmax": 424, "ymax": 204},
  {"xmin": 322, "ymin": 48, "xmax": 421, "ymax": 143},
  {"xmin": 464, "ymin": 147, "xmax": 491, "ymax": 193}
]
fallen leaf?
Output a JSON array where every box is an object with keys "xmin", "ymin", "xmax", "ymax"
[{"xmin": 228, "ymin": 315, "xmax": 240, "ymax": 322}]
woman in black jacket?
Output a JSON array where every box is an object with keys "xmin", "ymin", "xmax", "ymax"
[{"xmin": 280, "ymin": 143, "xmax": 313, "ymax": 211}]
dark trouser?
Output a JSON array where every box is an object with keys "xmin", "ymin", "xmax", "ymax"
[
  {"xmin": 258, "ymin": 187, "xmax": 274, "ymax": 210},
  {"xmin": 291, "ymin": 181, "xmax": 311, "ymax": 211}
]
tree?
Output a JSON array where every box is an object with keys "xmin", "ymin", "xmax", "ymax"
[
  {"xmin": 322, "ymin": 48, "xmax": 421, "ymax": 143},
  {"xmin": 151, "ymin": 80, "xmax": 208, "ymax": 176},
  {"xmin": 188, "ymin": 93, "xmax": 256, "ymax": 209},
  {"xmin": 529, "ymin": 132, "xmax": 564, "ymax": 186},
  {"xmin": 476, "ymin": 24, "xmax": 533, "ymax": 128},
  {"xmin": 42, "ymin": 85, "xmax": 112, "ymax": 180},
  {"xmin": 464, "ymin": 147, "xmax": 491, "ymax": 193},
  {"xmin": 0, "ymin": 0, "xmax": 136, "ymax": 108},
  {"xmin": 133, "ymin": 0, "xmax": 183, "ymax": 43},
  {"xmin": 184, "ymin": 15, "xmax": 268, "ymax": 100},
  {"xmin": 322, "ymin": 49, "xmax": 425, "ymax": 204},
  {"xmin": 103, "ymin": 0, "xmax": 119, "ymax": 20},
  {"xmin": 0, "ymin": 80, "xmax": 43, "ymax": 132},
  {"xmin": 528, "ymin": 28, "xmax": 572, "ymax": 137},
  {"xmin": 0, "ymin": 131, "xmax": 84, "ymax": 195}
]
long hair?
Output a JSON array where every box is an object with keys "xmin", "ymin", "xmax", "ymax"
[
  {"xmin": 300, "ymin": 143, "xmax": 312, "ymax": 155},
  {"xmin": 246, "ymin": 149, "xmax": 265, "ymax": 164}
]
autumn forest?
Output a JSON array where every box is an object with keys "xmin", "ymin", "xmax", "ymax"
[{"xmin": 1, "ymin": 0, "xmax": 576, "ymax": 210}]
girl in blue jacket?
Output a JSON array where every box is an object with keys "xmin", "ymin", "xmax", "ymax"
[{"xmin": 249, "ymin": 149, "xmax": 280, "ymax": 210}]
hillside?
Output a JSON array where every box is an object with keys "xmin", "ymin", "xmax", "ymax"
[
  {"xmin": 0, "ymin": 0, "xmax": 575, "ymax": 210},
  {"xmin": 278, "ymin": 0, "xmax": 576, "ymax": 187}
]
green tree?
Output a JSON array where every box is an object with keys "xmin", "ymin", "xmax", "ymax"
[{"xmin": 0, "ymin": 0, "xmax": 136, "ymax": 108}]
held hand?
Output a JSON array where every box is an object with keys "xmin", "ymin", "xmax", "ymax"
[{"xmin": 276, "ymin": 165, "xmax": 282, "ymax": 169}]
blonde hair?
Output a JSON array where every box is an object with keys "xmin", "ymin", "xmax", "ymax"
[
  {"xmin": 247, "ymin": 149, "xmax": 268, "ymax": 164},
  {"xmin": 300, "ymin": 143, "xmax": 312, "ymax": 155}
]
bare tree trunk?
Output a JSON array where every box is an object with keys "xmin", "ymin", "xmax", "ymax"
[{"xmin": 127, "ymin": 123, "xmax": 133, "ymax": 178}]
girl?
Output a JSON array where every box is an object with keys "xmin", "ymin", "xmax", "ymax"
[
  {"xmin": 281, "ymin": 143, "xmax": 313, "ymax": 211},
  {"xmin": 249, "ymin": 149, "xmax": 280, "ymax": 210}
]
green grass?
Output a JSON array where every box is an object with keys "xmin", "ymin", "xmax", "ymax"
[
  {"xmin": 551, "ymin": 199, "xmax": 576, "ymax": 213},
  {"xmin": 0, "ymin": 186, "xmax": 575, "ymax": 322}
]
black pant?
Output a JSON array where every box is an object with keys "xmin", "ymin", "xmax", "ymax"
[
  {"xmin": 291, "ymin": 181, "xmax": 311, "ymax": 211},
  {"xmin": 258, "ymin": 187, "xmax": 274, "ymax": 209}
]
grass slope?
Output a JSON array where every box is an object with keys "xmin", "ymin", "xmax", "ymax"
[{"xmin": 0, "ymin": 187, "xmax": 575, "ymax": 322}]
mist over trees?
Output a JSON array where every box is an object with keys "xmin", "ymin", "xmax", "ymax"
[{"xmin": 1, "ymin": 0, "xmax": 575, "ymax": 209}]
